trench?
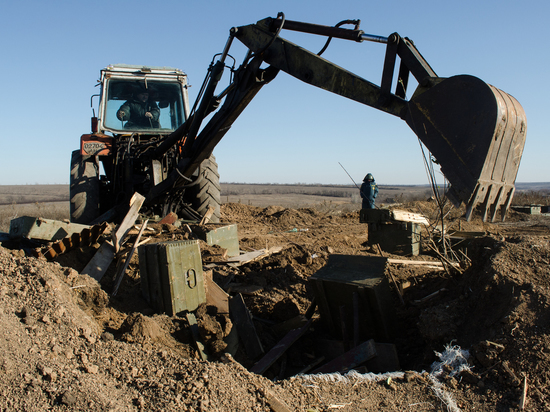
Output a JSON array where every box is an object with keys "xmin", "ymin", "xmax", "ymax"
[{"xmin": 53, "ymin": 223, "xmax": 528, "ymax": 382}]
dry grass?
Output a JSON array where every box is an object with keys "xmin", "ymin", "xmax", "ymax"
[
  {"xmin": 512, "ymin": 190, "xmax": 550, "ymax": 206},
  {"xmin": 0, "ymin": 185, "xmax": 70, "ymax": 232},
  {"xmin": 1, "ymin": 183, "xmax": 547, "ymax": 233},
  {"xmin": 0, "ymin": 185, "xmax": 68, "ymax": 205},
  {"xmin": 0, "ymin": 202, "xmax": 69, "ymax": 233}
]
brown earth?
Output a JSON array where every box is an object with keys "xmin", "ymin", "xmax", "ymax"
[{"xmin": 0, "ymin": 200, "xmax": 549, "ymax": 411}]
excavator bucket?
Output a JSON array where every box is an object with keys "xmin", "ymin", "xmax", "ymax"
[{"xmin": 404, "ymin": 75, "xmax": 527, "ymax": 222}]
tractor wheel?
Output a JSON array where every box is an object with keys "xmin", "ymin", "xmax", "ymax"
[
  {"xmin": 70, "ymin": 150, "xmax": 100, "ymax": 224},
  {"xmin": 187, "ymin": 155, "xmax": 221, "ymax": 223}
]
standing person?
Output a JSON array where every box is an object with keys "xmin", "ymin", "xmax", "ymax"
[
  {"xmin": 360, "ymin": 173, "xmax": 378, "ymax": 209},
  {"xmin": 117, "ymin": 88, "xmax": 160, "ymax": 129}
]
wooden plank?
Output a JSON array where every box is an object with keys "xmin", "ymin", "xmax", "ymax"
[
  {"xmin": 312, "ymin": 339, "xmax": 377, "ymax": 374},
  {"xmin": 186, "ymin": 312, "xmax": 209, "ymax": 361},
  {"xmin": 387, "ymin": 258, "xmax": 460, "ymax": 268},
  {"xmin": 226, "ymin": 284, "xmax": 263, "ymax": 295},
  {"xmin": 226, "ymin": 249, "xmax": 267, "ymax": 264},
  {"xmin": 229, "ymin": 294, "xmax": 264, "ymax": 360},
  {"xmin": 113, "ymin": 193, "xmax": 145, "ymax": 252},
  {"xmin": 138, "ymin": 242, "xmax": 165, "ymax": 313},
  {"xmin": 391, "ymin": 210, "xmax": 429, "ymax": 225},
  {"xmin": 271, "ymin": 315, "xmax": 308, "ymax": 337},
  {"xmin": 312, "ymin": 279, "xmax": 335, "ymax": 335},
  {"xmin": 112, "ymin": 220, "xmax": 148, "ymax": 296},
  {"xmin": 81, "ymin": 192, "xmax": 145, "ymax": 281},
  {"xmin": 223, "ymin": 246, "xmax": 283, "ymax": 266},
  {"xmin": 199, "ymin": 205, "xmax": 215, "ymax": 225},
  {"xmin": 80, "ymin": 242, "xmax": 115, "ymax": 282},
  {"xmin": 204, "ymin": 270, "xmax": 229, "ymax": 314},
  {"xmin": 250, "ymin": 318, "xmax": 312, "ymax": 375}
]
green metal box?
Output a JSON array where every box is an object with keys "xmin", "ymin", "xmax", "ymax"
[
  {"xmin": 193, "ymin": 223, "xmax": 240, "ymax": 257},
  {"xmin": 310, "ymin": 255, "xmax": 396, "ymax": 343},
  {"xmin": 9, "ymin": 216, "xmax": 89, "ymax": 241},
  {"xmin": 138, "ymin": 240, "xmax": 206, "ymax": 316},
  {"xmin": 368, "ymin": 221, "xmax": 421, "ymax": 256},
  {"xmin": 359, "ymin": 208, "xmax": 392, "ymax": 224}
]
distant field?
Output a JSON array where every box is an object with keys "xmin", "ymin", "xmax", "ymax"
[
  {"xmin": 1, "ymin": 182, "xmax": 548, "ymax": 232},
  {"xmin": 0, "ymin": 184, "xmax": 69, "ymax": 205},
  {"xmin": 0, "ymin": 183, "xmax": 434, "ymax": 206},
  {"xmin": 0, "ymin": 202, "xmax": 69, "ymax": 233},
  {"xmin": 221, "ymin": 183, "xmax": 432, "ymax": 209},
  {"xmin": 0, "ymin": 183, "xmax": 430, "ymax": 232}
]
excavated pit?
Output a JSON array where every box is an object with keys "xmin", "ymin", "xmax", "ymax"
[
  {"xmin": 1, "ymin": 201, "xmax": 549, "ymax": 410},
  {"xmin": 50, "ymin": 203, "xmax": 550, "ymax": 374}
]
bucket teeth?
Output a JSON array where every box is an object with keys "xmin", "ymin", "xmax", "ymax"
[{"xmin": 406, "ymin": 75, "xmax": 527, "ymax": 222}]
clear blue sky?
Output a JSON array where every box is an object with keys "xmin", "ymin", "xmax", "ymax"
[{"xmin": 0, "ymin": 0, "xmax": 547, "ymax": 186}]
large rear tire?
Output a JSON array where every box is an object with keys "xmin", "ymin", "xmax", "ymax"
[
  {"xmin": 188, "ymin": 155, "xmax": 221, "ymax": 223},
  {"xmin": 70, "ymin": 150, "xmax": 100, "ymax": 224}
]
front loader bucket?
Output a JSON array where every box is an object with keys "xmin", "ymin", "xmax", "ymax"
[{"xmin": 404, "ymin": 75, "xmax": 526, "ymax": 222}]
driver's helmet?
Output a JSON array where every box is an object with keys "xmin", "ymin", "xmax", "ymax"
[{"xmin": 364, "ymin": 173, "xmax": 374, "ymax": 182}]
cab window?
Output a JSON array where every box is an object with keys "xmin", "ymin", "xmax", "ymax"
[{"xmin": 103, "ymin": 79, "xmax": 185, "ymax": 132}]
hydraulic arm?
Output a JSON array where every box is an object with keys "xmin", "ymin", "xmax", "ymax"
[{"xmin": 150, "ymin": 14, "xmax": 526, "ymax": 222}]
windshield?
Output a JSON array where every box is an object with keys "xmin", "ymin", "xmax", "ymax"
[{"xmin": 103, "ymin": 79, "xmax": 186, "ymax": 133}]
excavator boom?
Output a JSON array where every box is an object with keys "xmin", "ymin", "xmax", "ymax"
[
  {"xmin": 155, "ymin": 14, "xmax": 526, "ymax": 222},
  {"xmin": 232, "ymin": 17, "xmax": 527, "ymax": 222}
]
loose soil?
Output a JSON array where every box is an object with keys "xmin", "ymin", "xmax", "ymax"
[{"xmin": 0, "ymin": 200, "xmax": 549, "ymax": 411}]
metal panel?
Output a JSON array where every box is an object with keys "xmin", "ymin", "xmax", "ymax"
[
  {"xmin": 138, "ymin": 245, "xmax": 165, "ymax": 313},
  {"xmin": 203, "ymin": 224, "xmax": 239, "ymax": 257},
  {"xmin": 310, "ymin": 255, "xmax": 395, "ymax": 342},
  {"xmin": 139, "ymin": 240, "xmax": 205, "ymax": 315},
  {"xmin": 9, "ymin": 216, "xmax": 90, "ymax": 241},
  {"xmin": 368, "ymin": 222, "xmax": 421, "ymax": 256}
]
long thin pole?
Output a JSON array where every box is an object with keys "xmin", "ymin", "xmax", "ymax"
[{"xmin": 338, "ymin": 162, "xmax": 360, "ymax": 190}]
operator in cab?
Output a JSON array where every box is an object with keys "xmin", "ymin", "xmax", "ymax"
[
  {"xmin": 360, "ymin": 173, "xmax": 378, "ymax": 209},
  {"xmin": 117, "ymin": 87, "xmax": 160, "ymax": 129}
]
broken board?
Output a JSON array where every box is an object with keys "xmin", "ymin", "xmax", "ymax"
[
  {"xmin": 312, "ymin": 339, "xmax": 377, "ymax": 374},
  {"xmin": 229, "ymin": 293, "xmax": 264, "ymax": 360},
  {"xmin": 81, "ymin": 193, "xmax": 145, "ymax": 281}
]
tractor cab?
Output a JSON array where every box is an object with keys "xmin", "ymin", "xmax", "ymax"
[{"xmin": 97, "ymin": 64, "xmax": 191, "ymax": 135}]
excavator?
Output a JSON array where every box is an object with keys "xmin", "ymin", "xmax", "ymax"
[{"xmin": 71, "ymin": 13, "xmax": 527, "ymax": 225}]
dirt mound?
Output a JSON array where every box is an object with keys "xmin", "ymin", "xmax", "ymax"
[{"xmin": 0, "ymin": 202, "xmax": 549, "ymax": 410}]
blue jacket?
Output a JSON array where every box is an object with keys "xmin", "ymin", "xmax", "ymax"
[{"xmin": 360, "ymin": 180, "xmax": 378, "ymax": 209}]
